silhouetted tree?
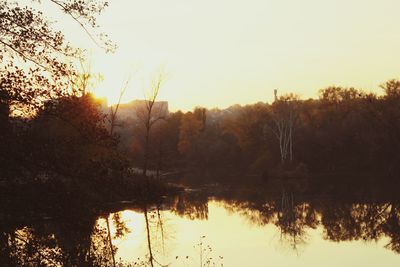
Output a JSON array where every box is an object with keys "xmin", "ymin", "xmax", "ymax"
[
  {"xmin": 0, "ymin": 0, "xmax": 113, "ymax": 114},
  {"xmin": 135, "ymin": 74, "xmax": 166, "ymax": 177}
]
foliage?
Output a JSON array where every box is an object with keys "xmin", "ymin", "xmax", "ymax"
[
  {"xmin": 116, "ymin": 81, "xmax": 400, "ymax": 182},
  {"xmin": 0, "ymin": 0, "xmax": 114, "ymax": 114}
]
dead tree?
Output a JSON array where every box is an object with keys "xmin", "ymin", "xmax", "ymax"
[
  {"xmin": 267, "ymin": 94, "xmax": 299, "ymax": 165},
  {"xmin": 136, "ymin": 74, "xmax": 166, "ymax": 177},
  {"xmin": 108, "ymin": 76, "xmax": 131, "ymax": 136}
]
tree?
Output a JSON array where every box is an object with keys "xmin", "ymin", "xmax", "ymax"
[
  {"xmin": 318, "ymin": 86, "xmax": 363, "ymax": 103},
  {"xmin": 30, "ymin": 94, "xmax": 120, "ymax": 183},
  {"xmin": 0, "ymin": 0, "xmax": 113, "ymax": 114},
  {"xmin": 0, "ymin": 0, "xmax": 114, "ymax": 184},
  {"xmin": 380, "ymin": 79, "xmax": 400, "ymax": 99},
  {"xmin": 108, "ymin": 76, "xmax": 131, "ymax": 136},
  {"xmin": 267, "ymin": 94, "xmax": 300, "ymax": 165},
  {"xmin": 135, "ymin": 73, "xmax": 167, "ymax": 177},
  {"xmin": 178, "ymin": 110, "xmax": 204, "ymax": 156},
  {"xmin": 155, "ymin": 111, "xmax": 182, "ymax": 171},
  {"xmin": 222, "ymin": 103, "xmax": 271, "ymax": 171}
]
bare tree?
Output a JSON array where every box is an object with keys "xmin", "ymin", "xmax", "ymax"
[
  {"xmin": 143, "ymin": 203, "xmax": 171, "ymax": 267},
  {"xmin": 266, "ymin": 93, "xmax": 299, "ymax": 165},
  {"xmin": 105, "ymin": 215, "xmax": 116, "ymax": 267},
  {"xmin": 136, "ymin": 73, "xmax": 167, "ymax": 177},
  {"xmin": 143, "ymin": 205, "xmax": 155, "ymax": 267},
  {"xmin": 104, "ymin": 76, "xmax": 133, "ymax": 267},
  {"xmin": 68, "ymin": 58, "xmax": 104, "ymax": 97},
  {"xmin": 108, "ymin": 76, "xmax": 132, "ymax": 136}
]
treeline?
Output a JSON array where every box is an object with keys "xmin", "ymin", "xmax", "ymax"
[
  {"xmin": 1, "ymin": 93, "xmax": 118, "ymax": 180},
  {"xmin": 169, "ymin": 184, "xmax": 400, "ymax": 254},
  {"xmin": 0, "ymin": 91, "xmax": 171, "ymax": 206},
  {"xmin": 2, "ymin": 79, "xmax": 399, "ymax": 187},
  {"xmin": 117, "ymin": 79, "xmax": 400, "ymax": 181}
]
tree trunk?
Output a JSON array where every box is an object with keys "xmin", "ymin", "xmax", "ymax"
[{"xmin": 144, "ymin": 205, "xmax": 154, "ymax": 267}]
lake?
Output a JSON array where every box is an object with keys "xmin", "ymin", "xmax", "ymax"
[{"xmin": 2, "ymin": 179, "xmax": 400, "ymax": 266}]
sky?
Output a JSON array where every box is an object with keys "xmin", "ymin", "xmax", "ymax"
[{"xmin": 52, "ymin": 0, "xmax": 400, "ymax": 111}]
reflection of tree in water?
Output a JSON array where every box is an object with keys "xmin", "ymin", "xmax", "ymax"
[
  {"xmin": 277, "ymin": 190, "xmax": 317, "ymax": 250},
  {"xmin": 0, "ymin": 195, "xmax": 208, "ymax": 267},
  {"xmin": 220, "ymin": 189, "xmax": 318, "ymax": 251},
  {"xmin": 384, "ymin": 203, "xmax": 400, "ymax": 253},
  {"xmin": 141, "ymin": 199, "xmax": 224, "ymax": 267},
  {"xmin": 0, "ymin": 226, "xmax": 63, "ymax": 266},
  {"xmin": 143, "ymin": 204, "xmax": 176, "ymax": 267},
  {"xmin": 1, "ymin": 185, "xmax": 400, "ymax": 264},
  {"xmin": 0, "ymin": 210, "xmax": 130, "ymax": 266},
  {"xmin": 171, "ymin": 192, "xmax": 209, "ymax": 220},
  {"xmin": 93, "ymin": 212, "xmax": 131, "ymax": 266},
  {"xmin": 321, "ymin": 201, "xmax": 400, "ymax": 253},
  {"xmin": 217, "ymin": 184, "xmax": 400, "ymax": 254}
]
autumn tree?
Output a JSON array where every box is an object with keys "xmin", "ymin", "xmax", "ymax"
[
  {"xmin": 381, "ymin": 79, "xmax": 400, "ymax": 99},
  {"xmin": 29, "ymin": 94, "xmax": 123, "ymax": 183},
  {"xmin": 0, "ymin": 0, "xmax": 114, "ymax": 114},
  {"xmin": 157, "ymin": 111, "xmax": 183, "ymax": 170},
  {"xmin": 222, "ymin": 103, "xmax": 272, "ymax": 172},
  {"xmin": 378, "ymin": 80, "xmax": 400, "ymax": 175},
  {"xmin": 178, "ymin": 109, "xmax": 205, "ymax": 156},
  {"xmin": 0, "ymin": 0, "xmax": 113, "ymax": 182}
]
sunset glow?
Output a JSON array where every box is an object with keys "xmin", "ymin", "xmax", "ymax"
[
  {"xmin": 3, "ymin": 1, "xmax": 400, "ymax": 266},
  {"xmin": 57, "ymin": 0, "xmax": 400, "ymax": 110}
]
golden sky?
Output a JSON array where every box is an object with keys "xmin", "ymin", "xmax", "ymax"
[{"xmin": 56, "ymin": 0, "xmax": 400, "ymax": 110}]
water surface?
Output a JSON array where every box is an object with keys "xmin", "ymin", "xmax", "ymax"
[
  {"xmin": 2, "ymin": 180, "xmax": 400, "ymax": 266},
  {"xmin": 106, "ymin": 198, "xmax": 400, "ymax": 267}
]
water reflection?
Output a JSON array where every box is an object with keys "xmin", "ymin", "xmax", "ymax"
[
  {"xmin": 172, "ymin": 191, "xmax": 209, "ymax": 220},
  {"xmin": 1, "ymin": 182, "xmax": 400, "ymax": 266},
  {"xmin": 0, "ymin": 212, "xmax": 110, "ymax": 266},
  {"xmin": 216, "ymin": 185, "xmax": 400, "ymax": 256}
]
